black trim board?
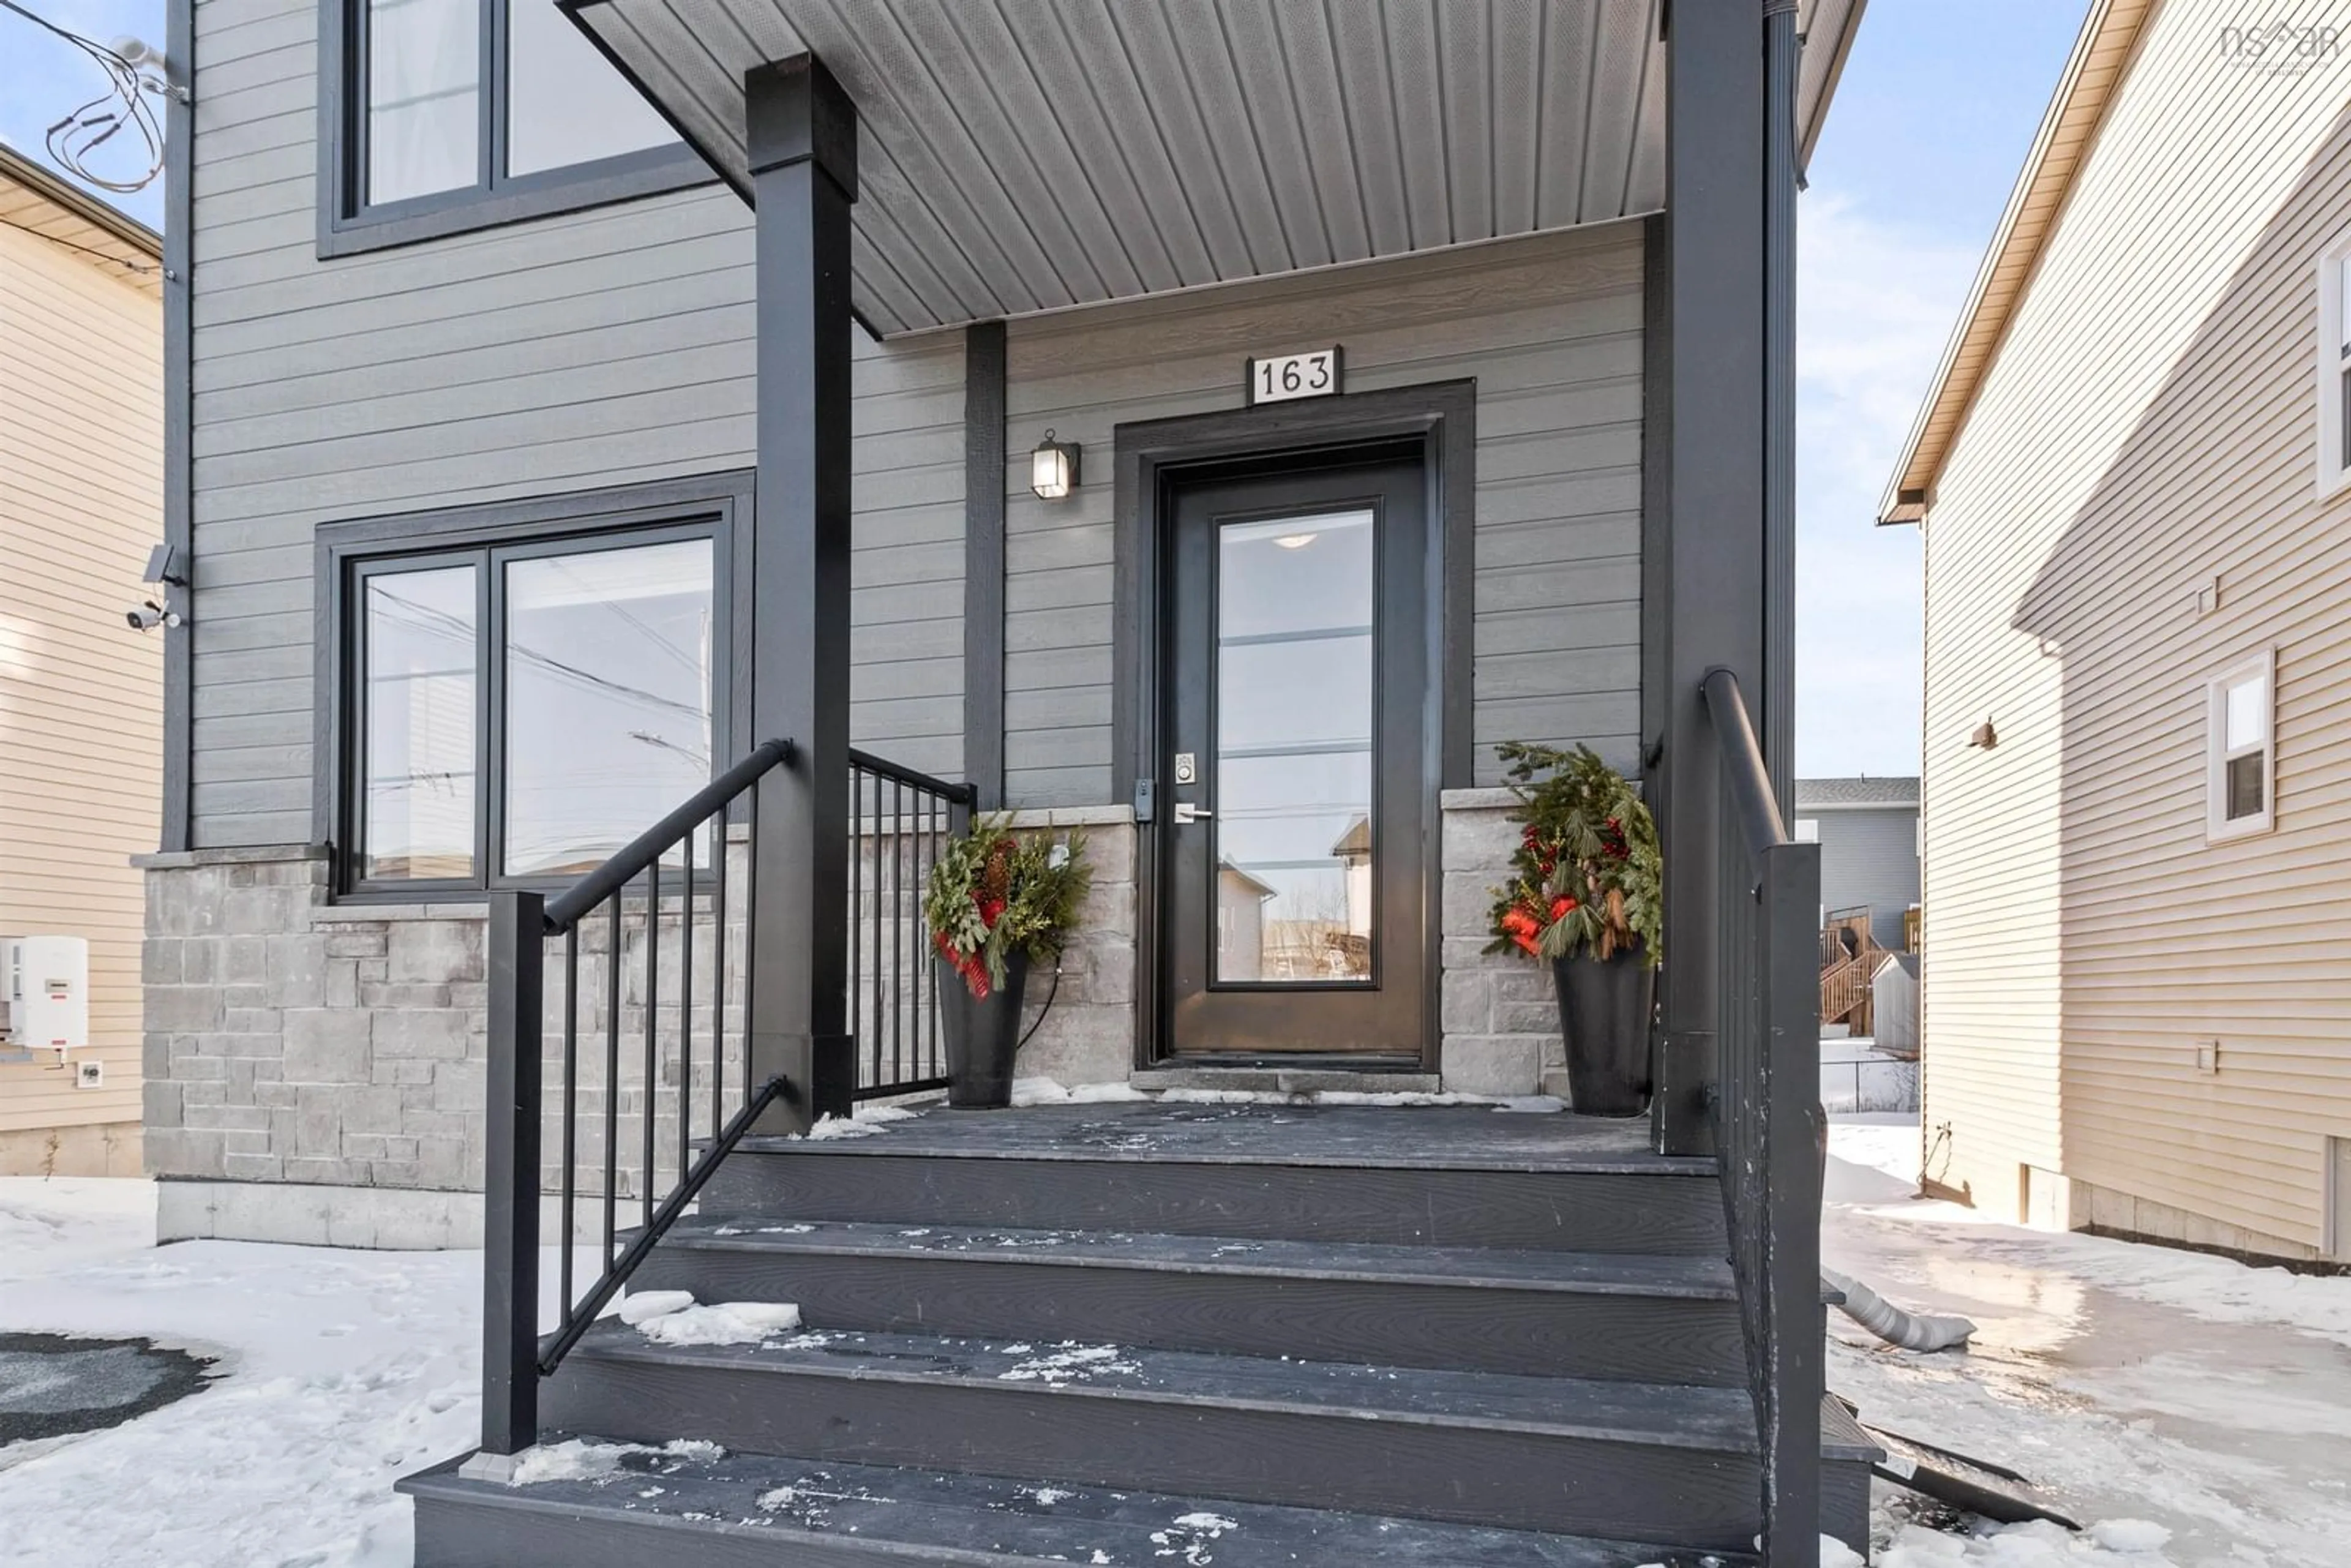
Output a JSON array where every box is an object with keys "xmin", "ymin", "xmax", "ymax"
[
  {"xmin": 309, "ymin": 471, "xmax": 756, "ymax": 899},
  {"xmin": 961, "ymin": 321, "xmax": 1007, "ymax": 809},
  {"xmin": 1109, "ymin": 381, "xmax": 1475, "ymax": 1073},
  {"xmin": 313, "ymin": 0, "xmax": 714, "ymax": 258},
  {"xmin": 160, "ymin": 0, "xmax": 193, "ymax": 851}
]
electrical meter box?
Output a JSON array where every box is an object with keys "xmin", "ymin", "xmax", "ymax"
[{"xmin": 0, "ymin": 936, "xmax": 91, "ymax": 1052}]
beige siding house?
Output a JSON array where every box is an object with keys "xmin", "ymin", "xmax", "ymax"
[
  {"xmin": 0, "ymin": 149, "xmax": 164, "ymax": 1177},
  {"xmin": 1884, "ymin": 0, "xmax": 2351, "ymax": 1261}
]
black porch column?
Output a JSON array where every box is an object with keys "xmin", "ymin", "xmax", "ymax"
[
  {"xmin": 746, "ymin": 54, "xmax": 857, "ymax": 1131},
  {"xmin": 1652, "ymin": 2, "xmax": 1771, "ymax": 1157}
]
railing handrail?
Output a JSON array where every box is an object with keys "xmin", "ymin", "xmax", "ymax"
[
  {"xmin": 1701, "ymin": 667, "xmax": 1788, "ymax": 861},
  {"xmin": 543, "ymin": 736, "xmax": 795, "ymax": 931},
  {"xmin": 846, "ymin": 746, "xmax": 979, "ymax": 806},
  {"xmin": 1699, "ymin": 664, "xmax": 1826, "ymax": 1562}
]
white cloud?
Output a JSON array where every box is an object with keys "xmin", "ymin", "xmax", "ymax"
[{"xmin": 1794, "ymin": 193, "xmax": 1983, "ymax": 776}]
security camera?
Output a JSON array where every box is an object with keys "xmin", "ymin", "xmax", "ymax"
[{"xmin": 126, "ymin": 600, "xmax": 181, "ymax": 632}]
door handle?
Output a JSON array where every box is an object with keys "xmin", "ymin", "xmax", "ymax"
[{"xmin": 1173, "ymin": 803, "xmax": 1213, "ymax": 823}]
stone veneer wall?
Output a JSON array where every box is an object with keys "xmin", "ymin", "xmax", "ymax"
[
  {"xmin": 138, "ymin": 814, "xmax": 1138, "ymax": 1246},
  {"xmin": 1439, "ymin": 789, "xmax": 1569, "ymax": 1099},
  {"xmin": 1000, "ymin": 807, "xmax": 1136, "ymax": 1089},
  {"xmin": 137, "ymin": 798, "xmax": 1576, "ymax": 1246}
]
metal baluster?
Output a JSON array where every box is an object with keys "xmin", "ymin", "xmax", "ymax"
[
  {"xmin": 860, "ymin": 762, "xmax": 869, "ymax": 1086},
  {"xmin": 712, "ymin": 811, "xmax": 727, "ymax": 1140},
  {"xmin": 871, "ymin": 777, "xmax": 885, "ymax": 1090},
  {"xmin": 643, "ymin": 857, "xmax": 658, "ymax": 1229},
  {"xmin": 560, "ymin": 924, "xmax": 579, "ymax": 1314},
  {"xmin": 603, "ymin": 892, "xmax": 621, "ymax": 1261},
  {"xmin": 680, "ymin": 828, "xmax": 694, "ymax": 1171},
  {"xmin": 891, "ymin": 779, "xmax": 904, "ymax": 1086}
]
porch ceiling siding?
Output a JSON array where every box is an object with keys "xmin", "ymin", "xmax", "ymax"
[{"xmin": 567, "ymin": 0, "xmax": 1861, "ymax": 336}]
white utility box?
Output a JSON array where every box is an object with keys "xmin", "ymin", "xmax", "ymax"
[{"xmin": 1, "ymin": 936, "xmax": 91, "ymax": 1052}]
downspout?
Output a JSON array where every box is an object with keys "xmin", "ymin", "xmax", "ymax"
[
  {"xmin": 1763, "ymin": 0, "xmax": 1799, "ymax": 818},
  {"xmin": 1760, "ymin": 13, "xmax": 1823, "ymax": 1566}
]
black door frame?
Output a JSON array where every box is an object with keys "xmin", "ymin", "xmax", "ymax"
[{"xmin": 1112, "ymin": 380, "xmax": 1477, "ymax": 1073}]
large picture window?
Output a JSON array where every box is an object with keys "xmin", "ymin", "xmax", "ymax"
[
  {"xmin": 323, "ymin": 0, "xmax": 706, "ymax": 254},
  {"xmin": 324, "ymin": 478, "xmax": 747, "ymax": 898}
]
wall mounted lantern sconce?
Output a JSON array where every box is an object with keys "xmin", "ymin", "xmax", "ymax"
[{"xmin": 1030, "ymin": 430, "xmax": 1080, "ymax": 500}]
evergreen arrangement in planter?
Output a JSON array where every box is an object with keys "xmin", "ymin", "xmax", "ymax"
[
  {"xmin": 1485, "ymin": 743, "xmax": 1662, "ymax": 1116},
  {"xmin": 923, "ymin": 814, "xmax": 1090, "ymax": 1107}
]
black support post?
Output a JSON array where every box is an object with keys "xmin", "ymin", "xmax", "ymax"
[
  {"xmin": 962, "ymin": 319, "xmax": 1008, "ymax": 808},
  {"xmin": 1652, "ymin": 0, "xmax": 1771, "ymax": 1158},
  {"xmin": 479, "ymin": 890, "xmax": 544, "ymax": 1455},
  {"xmin": 747, "ymin": 54, "xmax": 858, "ymax": 1132}
]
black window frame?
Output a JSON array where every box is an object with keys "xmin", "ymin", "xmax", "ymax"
[
  {"xmin": 317, "ymin": 473, "xmax": 754, "ymax": 903},
  {"xmin": 316, "ymin": 0, "xmax": 713, "ymax": 258}
]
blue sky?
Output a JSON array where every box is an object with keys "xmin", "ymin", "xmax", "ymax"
[
  {"xmin": 1793, "ymin": 1, "xmax": 2090, "ymax": 776},
  {"xmin": 1, "ymin": 0, "xmax": 2090, "ymax": 778}
]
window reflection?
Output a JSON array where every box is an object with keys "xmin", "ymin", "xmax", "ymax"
[
  {"xmin": 504, "ymin": 0, "xmax": 675, "ymax": 177},
  {"xmin": 501, "ymin": 539, "xmax": 713, "ymax": 877},
  {"xmin": 367, "ymin": 0, "xmax": 479, "ymax": 203},
  {"xmin": 361, "ymin": 566, "xmax": 478, "ymax": 879},
  {"xmin": 1214, "ymin": 509, "xmax": 1376, "ymax": 983}
]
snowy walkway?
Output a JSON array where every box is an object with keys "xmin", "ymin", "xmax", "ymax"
[
  {"xmin": 0, "ymin": 1177, "xmax": 479, "ymax": 1567},
  {"xmin": 4, "ymin": 1132, "xmax": 2349, "ymax": 1565},
  {"xmin": 1826, "ymin": 1116, "xmax": 2351, "ymax": 1566}
]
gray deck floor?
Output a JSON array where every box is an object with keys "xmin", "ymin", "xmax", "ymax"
[{"xmin": 747, "ymin": 1101, "xmax": 1711, "ymax": 1174}]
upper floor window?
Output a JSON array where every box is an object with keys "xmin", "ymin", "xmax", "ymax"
[
  {"xmin": 2206, "ymin": 650, "xmax": 2274, "ymax": 842},
  {"xmin": 2318, "ymin": 235, "xmax": 2351, "ymax": 496},
  {"xmin": 324, "ymin": 0, "xmax": 708, "ymax": 255}
]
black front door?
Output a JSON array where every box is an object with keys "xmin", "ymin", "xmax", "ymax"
[{"xmin": 1160, "ymin": 455, "xmax": 1428, "ymax": 1059}]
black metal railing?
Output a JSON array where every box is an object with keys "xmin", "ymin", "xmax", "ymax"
[
  {"xmin": 847, "ymin": 748, "xmax": 977, "ymax": 1100},
  {"xmin": 1700, "ymin": 667, "xmax": 1824, "ymax": 1560},
  {"xmin": 478, "ymin": 735, "xmax": 796, "ymax": 1458}
]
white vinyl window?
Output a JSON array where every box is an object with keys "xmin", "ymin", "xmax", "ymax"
[
  {"xmin": 2207, "ymin": 650, "xmax": 2276, "ymax": 841},
  {"xmin": 2318, "ymin": 235, "xmax": 2351, "ymax": 497}
]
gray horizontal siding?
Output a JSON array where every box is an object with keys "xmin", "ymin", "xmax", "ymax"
[
  {"xmin": 1001, "ymin": 222, "xmax": 1644, "ymax": 806},
  {"xmin": 186, "ymin": 0, "xmax": 962, "ymax": 847},
  {"xmin": 1807, "ymin": 808, "xmax": 1920, "ymax": 950}
]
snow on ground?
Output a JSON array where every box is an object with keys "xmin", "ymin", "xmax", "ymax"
[
  {"xmin": 1826, "ymin": 1115, "xmax": 2351, "ymax": 1566},
  {"xmin": 0, "ymin": 1175, "xmax": 482, "ymax": 1566}
]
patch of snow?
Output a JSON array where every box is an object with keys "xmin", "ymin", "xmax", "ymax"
[
  {"xmin": 2085, "ymin": 1521, "xmax": 2173, "ymax": 1554},
  {"xmin": 1011, "ymin": 1076, "xmax": 1073, "ymax": 1106},
  {"xmin": 1009, "ymin": 1077, "xmax": 1561, "ymax": 1112},
  {"xmin": 998, "ymin": 1343, "xmax": 1139, "ymax": 1384},
  {"xmin": 1025, "ymin": 1485, "xmax": 1073, "ymax": 1506},
  {"xmin": 1090, "ymin": 1553, "xmax": 1112, "ymax": 1566},
  {"xmin": 615, "ymin": 1290, "xmax": 696, "ymax": 1325},
  {"xmin": 506, "ymin": 1438, "xmax": 642, "ymax": 1486},
  {"xmin": 795, "ymin": 1105, "xmax": 923, "ymax": 1142},
  {"xmin": 629, "ymin": 1297, "xmax": 804, "ymax": 1347}
]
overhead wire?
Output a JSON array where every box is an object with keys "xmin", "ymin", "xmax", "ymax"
[{"xmin": 0, "ymin": 0, "xmax": 167, "ymax": 193}]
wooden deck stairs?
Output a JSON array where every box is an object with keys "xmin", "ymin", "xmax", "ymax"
[{"xmin": 401, "ymin": 1102, "xmax": 1874, "ymax": 1566}]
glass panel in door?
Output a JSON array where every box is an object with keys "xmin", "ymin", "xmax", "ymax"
[{"xmin": 1213, "ymin": 509, "xmax": 1375, "ymax": 983}]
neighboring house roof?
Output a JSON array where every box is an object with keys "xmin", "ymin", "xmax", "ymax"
[
  {"xmin": 0, "ymin": 144, "xmax": 162, "ymax": 300},
  {"xmin": 1874, "ymin": 0, "xmax": 2158, "ymax": 524},
  {"xmin": 1795, "ymin": 776, "xmax": 1919, "ymax": 810},
  {"xmin": 1329, "ymin": 817, "xmax": 1371, "ymax": 861},
  {"xmin": 1215, "ymin": 860, "xmax": 1278, "ymax": 901}
]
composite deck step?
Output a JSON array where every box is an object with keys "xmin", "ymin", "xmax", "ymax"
[
  {"xmin": 702, "ymin": 1104, "xmax": 1725, "ymax": 1255},
  {"xmin": 401, "ymin": 1444, "xmax": 1756, "ymax": 1567},
  {"xmin": 541, "ymin": 1322, "xmax": 1762, "ymax": 1546},
  {"xmin": 631, "ymin": 1217, "xmax": 1746, "ymax": 1383}
]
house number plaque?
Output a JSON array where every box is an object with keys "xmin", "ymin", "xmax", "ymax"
[{"xmin": 1247, "ymin": 347, "xmax": 1343, "ymax": 405}]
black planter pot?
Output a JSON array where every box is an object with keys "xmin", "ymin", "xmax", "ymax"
[
  {"xmin": 1552, "ymin": 950, "xmax": 1655, "ymax": 1117},
  {"xmin": 939, "ymin": 950, "xmax": 1029, "ymax": 1109}
]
